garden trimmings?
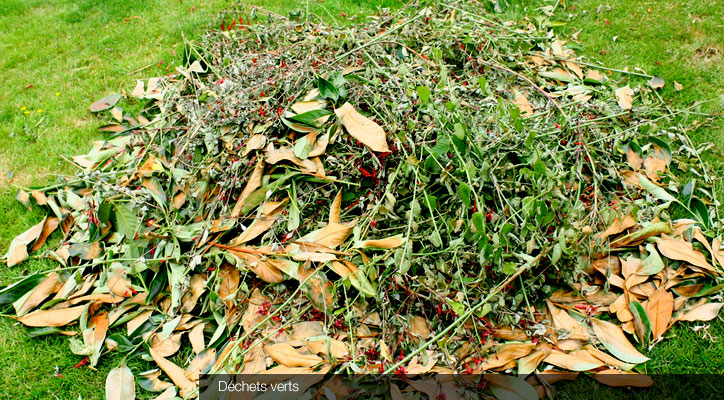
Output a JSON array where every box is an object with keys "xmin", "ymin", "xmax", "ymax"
[{"xmin": 2, "ymin": 2, "xmax": 723, "ymax": 399}]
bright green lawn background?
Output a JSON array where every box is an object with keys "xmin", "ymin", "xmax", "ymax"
[{"xmin": 0, "ymin": 0, "xmax": 722, "ymax": 398}]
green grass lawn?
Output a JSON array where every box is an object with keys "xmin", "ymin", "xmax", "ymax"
[{"xmin": 0, "ymin": 0, "xmax": 722, "ymax": 398}]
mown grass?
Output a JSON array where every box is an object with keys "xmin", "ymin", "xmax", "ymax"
[{"xmin": 0, "ymin": 0, "xmax": 722, "ymax": 398}]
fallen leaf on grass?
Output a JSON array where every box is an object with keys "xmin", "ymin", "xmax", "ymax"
[
  {"xmin": 678, "ymin": 301, "xmax": 724, "ymax": 322},
  {"xmin": 105, "ymin": 365, "xmax": 135, "ymax": 400},
  {"xmin": 149, "ymin": 348, "xmax": 196, "ymax": 398},
  {"xmin": 3, "ymin": 217, "xmax": 46, "ymax": 267},
  {"xmin": 645, "ymin": 287, "xmax": 674, "ymax": 339},
  {"xmin": 591, "ymin": 318, "xmax": 649, "ymax": 364},
  {"xmin": 334, "ymin": 102, "xmax": 390, "ymax": 152},
  {"xmin": 15, "ymin": 272, "xmax": 62, "ymax": 316},
  {"xmin": 18, "ymin": 304, "xmax": 86, "ymax": 327},
  {"xmin": 512, "ymin": 90, "xmax": 534, "ymax": 115},
  {"xmin": 544, "ymin": 349, "xmax": 604, "ymax": 371}
]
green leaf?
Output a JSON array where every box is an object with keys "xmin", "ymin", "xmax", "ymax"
[
  {"xmin": 459, "ymin": 183, "xmax": 471, "ymax": 208},
  {"xmin": 639, "ymin": 174, "xmax": 678, "ymax": 203},
  {"xmin": 112, "ymin": 202, "xmax": 140, "ymax": 239},
  {"xmin": 539, "ymin": 70, "xmax": 574, "ymax": 83},
  {"xmin": 316, "ymin": 77, "xmax": 339, "ymax": 102},
  {"xmin": 416, "ymin": 86, "xmax": 431, "ymax": 104},
  {"xmin": 690, "ymin": 198, "xmax": 711, "ymax": 229},
  {"xmin": 639, "ymin": 243, "xmax": 665, "ymax": 275},
  {"xmin": 629, "ymin": 301, "xmax": 651, "ymax": 347},
  {"xmin": 472, "ymin": 212, "xmax": 485, "ymax": 231},
  {"xmin": 288, "ymin": 109, "xmax": 332, "ymax": 127}
]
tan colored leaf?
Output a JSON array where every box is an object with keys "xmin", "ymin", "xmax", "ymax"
[
  {"xmin": 230, "ymin": 161, "xmax": 264, "ymax": 218},
  {"xmin": 583, "ymin": 345, "xmax": 632, "ymax": 368},
  {"xmin": 679, "ymin": 301, "xmax": 724, "ymax": 322},
  {"xmin": 231, "ymin": 200, "xmax": 287, "ymax": 244},
  {"xmin": 291, "ymin": 321, "xmax": 325, "ymax": 342},
  {"xmin": 16, "ymin": 272, "xmax": 62, "ymax": 316},
  {"xmin": 565, "ymin": 60, "xmax": 584, "ymax": 79},
  {"xmin": 181, "ymin": 274, "xmax": 206, "ymax": 312},
  {"xmin": 264, "ymin": 343, "xmax": 323, "ymax": 368},
  {"xmin": 334, "ymin": 102, "xmax": 389, "ymax": 152},
  {"xmin": 329, "ymin": 190, "xmax": 342, "ymax": 224},
  {"xmin": 151, "ymin": 332, "xmax": 183, "ymax": 358},
  {"xmin": 512, "ymin": 90, "xmax": 534, "ymax": 115},
  {"xmin": 657, "ymin": 236, "xmax": 718, "ymax": 275},
  {"xmin": 594, "ymin": 369, "xmax": 654, "ymax": 387},
  {"xmin": 311, "ymin": 222, "xmax": 353, "ymax": 248},
  {"xmin": 547, "ymin": 301, "xmax": 589, "ymax": 340},
  {"xmin": 127, "ymin": 310, "xmax": 153, "ymax": 335},
  {"xmin": 108, "ymin": 269, "xmax": 133, "ymax": 297},
  {"xmin": 674, "ymin": 81, "xmax": 684, "ymax": 91},
  {"xmin": 231, "ymin": 251, "xmax": 284, "ymax": 283},
  {"xmin": 291, "ymin": 99, "xmax": 326, "ymax": 114},
  {"xmin": 405, "ymin": 350, "xmax": 439, "ymax": 374},
  {"xmin": 481, "ymin": 342, "xmax": 536, "ymax": 370},
  {"xmin": 585, "ymin": 69, "xmax": 605, "ymax": 83},
  {"xmin": 31, "ymin": 190, "xmax": 48, "ymax": 205},
  {"xmin": 185, "ymin": 348, "xmax": 217, "ymax": 382},
  {"xmin": 645, "ymin": 287, "xmax": 674, "ymax": 339},
  {"xmin": 626, "ymin": 148, "xmax": 643, "ymax": 170},
  {"xmin": 30, "ymin": 216, "xmax": 59, "ymax": 253},
  {"xmin": 410, "ymin": 315, "xmax": 431, "ymax": 341},
  {"xmin": 597, "ymin": 215, "xmax": 636, "ymax": 241},
  {"xmin": 590, "ymin": 318, "xmax": 649, "ymax": 364},
  {"xmin": 217, "ymin": 264, "xmax": 240, "ymax": 306},
  {"xmin": 3, "ymin": 217, "xmax": 45, "ymax": 267},
  {"xmin": 242, "ymin": 134, "xmax": 267, "ymax": 156},
  {"xmin": 189, "ymin": 322, "xmax": 206, "ymax": 354},
  {"xmin": 305, "ymin": 339, "xmax": 348, "ymax": 359},
  {"xmin": 105, "ymin": 365, "xmax": 135, "ymax": 400},
  {"xmin": 18, "ymin": 304, "xmax": 86, "ymax": 327},
  {"xmin": 543, "ymin": 349, "xmax": 603, "ymax": 371},
  {"xmin": 643, "ymin": 156, "xmax": 666, "ymax": 181},
  {"xmin": 517, "ymin": 344, "xmax": 552, "ymax": 375},
  {"xmin": 241, "ymin": 289, "xmax": 270, "ymax": 333},
  {"xmin": 241, "ymin": 339, "xmax": 267, "ymax": 374},
  {"xmin": 615, "ymin": 85, "xmax": 634, "ymax": 110},
  {"xmin": 152, "ymin": 387, "xmax": 177, "ymax": 400},
  {"xmin": 355, "ymin": 235, "xmax": 406, "ymax": 249},
  {"xmin": 149, "ymin": 348, "xmax": 196, "ymax": 398}
]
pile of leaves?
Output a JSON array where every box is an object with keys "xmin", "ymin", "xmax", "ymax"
[{"xmin": 3, "ymin": 2, "xmax": 724, "ymax": 399}]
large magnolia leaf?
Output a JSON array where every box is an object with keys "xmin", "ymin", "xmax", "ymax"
[
  {"xmin": 590, "ymin": 318, "xmax": 649, "ymax": 364},
  {"xmin": 3, "ymin": 217, "xmax": 45, "ymax": 267},
  {"xmin": 18, "ymin": 304, "xmax": 86, "ymax": 327},
  {"xmin": 678, "ymin": 301, "xmax": 724, "ymax": 322},
  {"xmin": 149, "ymin": 348, "xmax": 195, "ymax": 398},
  {"xmin": 105, "ymin": 365, "xmax": 135, "ymax": 400},
  {"xmin": 334, "ymin": 102, "xmax": 390, "ymax": 152},
  {"xmin": 657, "ymin": 236, "xmax": 718, "ymax": 275},
  {"xmin": 481, "ymin": 343, "xmax": 536, "ymax": 370},
  {"xmin": 543, "ymin": 349, "xmax": 603, "ymax": 371},
  {"xmin": 645, "ymin": 287, "xmax": 674, "ymax": 340},
  {"xmin": 231, "ymin": 200, "xmax": 287, "ymax": 244},
  {"xmin": 264, "ymin": 343, "xmax": 323, "ymax": 368}
]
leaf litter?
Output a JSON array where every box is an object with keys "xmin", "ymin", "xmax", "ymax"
[{"xmin": 2, "ymin": 2, "xmax": 724, "ymax": 399}]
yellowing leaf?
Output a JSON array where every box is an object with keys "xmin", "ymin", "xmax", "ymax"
[
  {"xmin": 354, "ymin": 235, "xmax": 406, "ymax": 249},
  {"xmin": 334, "ymin": 102, "xmax": 390, "ymax": 152},
  {"xmin": 264, "ymin": 343, "xmax": 323, "ymax": 368},
  {"xmin": 18, "ymin": 304, "xmax": 86, "ymax": 327},
  {"xmin": 615, "ymin": 85, "xmax": 634, "ymax": 110},
  {"xmin": 517, "ymin": 345, "xmax": 552, "ymax": 375},
  {"xmin": 105, "ymin": 365, "xmax": 135, "ymax": 400},
  {"xmin": 590, "ymin": 318, "xmax": 649, "ymax": 364}
]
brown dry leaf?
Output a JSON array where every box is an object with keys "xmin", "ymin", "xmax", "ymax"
[
  {"xmin": 512, "ymin": 90, "xmax": 534, "ymax": 115},
  {"xmin": 712, "ymin": 239, "xmax": 724, "ymax": 268},
  {"xmin": 290, "ymin": 321, "xmax": 325, "ymax": 342},
  {"xmin": 481, "ymin": 343, "xmax": 536, "ymax": 370},
  {"xmin": 151, "ymin": 332, "xmax": 183, "ymax": 358},
  {"xmin": 149, "ymin": 348, "xmax": 195, "ymax": 398},
  {"xmin": 188, "ymin": 322, "xmax": 205, "ymax": 354},
  {"xmin": 127, "ymin": 310, "xmax": 153, "ymax": 335},
  {"xmin": 231, "ymin": 251, "xmax": 284, "ymax": 283},
  {"xmin": 329, "ymin": 190, "xmax": 342, "ymax": 224},
  {"xmin": 217, "ymin": 263, "xmax": 240, "ymax": 306},
  {"xmin": 241, "ymin": 289, "xmax": 270, "ymax": 333},
  {"xmin": 264, "ymin": 343, "xmax": 324, "ymax": 368},
  {"xmin": 547, "ymin": 301, "xmax": 589, "ymax": 340},
  {"xmin": 626, "ymin": 148, "xmax": 644, "ymax": 170},
  {"xmin": 410, "ymin": 315, "xmax": 431, "ymax": 341},
  {"xmin": 240, "ymin": 339, "xmax": 267, "ymax": 374},
  {"xmin": 185, "ymin": 348, "xmax": 217, "ymax": 382},
  {"xmin": 643, "ymin": 156, "xmax": 667, "ymax": 181},
  {"xmin": 31, "ymin": 190, "xmax": 48, "ymax": 205},
  {"xmin": 678, "ymin": 301, "xmax": 724, "ymax": 322},
  {"xmin": 230, "ymin": 161, "xmax": 264, "ymax": 218},
  {"xmin": 310, "ymin": 222, "xmax": 353, "ymax": 248},
  {"xmin": 597, "ymin": 215, "xmax": 637, "ymax": 241},
  {"xmin": 615, "ymin": 85, "xmax": 634, "ymax": 110},
  {"xmin": 334, "ymin": 102, "xmax": 390, "ymax": 152},
  {"xmin": 405, "ymin": 350, "xmax": 439, "ymax": 374},
  {"xmin": 18, "ymin": 304, "xmax": 86, "ymax": 327},
  {"xmin": 585, "ymin": 69, "xmax": 605, "ymax": 83},
  {"xmin": 30, "ymin": 216, "xmax": 59, "ymax": 253},
  {"xmin": 3, "ymin": 217, "xmax": 45, "ymax": 267},
  {"xmin": 594, "ymin": 369, "xmax": 654, "ymax": 387},
  {"xmin": 242, "ymin": 134, "xmax": 267, "ymax": 156},
  {"xmin": 565, "ymin": 60, "xmax": 584, "ymax": 79},
  {"xmin": 231, "ymin": 199, "xmax": 287, "ymax": 244},
  {"xmin": 355, "ymin": 235, "xmax": 406, "ymax": 249},
  {"xmin": 645, "ymin": 287, "xmax": 674, "ymax": 339},
  {"xmin": 517, "ymin": 344, "xmax": 552, "ymax": 375},
  {"xmin": 16, "ymin": 272, "xmax": 62, "ymax": 316},
  {"xmin": 674, "ymin": 81, "xmax": 684, "ymax": 91},
  {"xmin": 583, "ymin": 345, "xmax": 632, "ymax": 368},
  {"xmin": 108, "ymin": 267, "xmax": 133, "ymax": 297},
  {"xmin": 181, "ymin": 274, "xmax": 205, "ymax": 313},
  {"xmin": 543, "ymin": 349, "xmax": 604, "ymax": 371},
  {"xmin": 657, "ymin": 236, "xmax": 718, "ymax": 275},
  {"xmin": 305, "ymin": 339, "xmax": 348, "ymax": 359},
  {"xmin": 590, "ymin": 318, "xmax": 649, "ymax": 364}
]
